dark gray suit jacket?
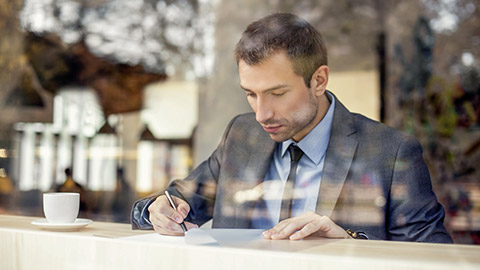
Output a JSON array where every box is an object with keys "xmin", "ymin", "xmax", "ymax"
[{"xmin": 132, "ymin": 93, "xmax": 452, "ymax": 243}]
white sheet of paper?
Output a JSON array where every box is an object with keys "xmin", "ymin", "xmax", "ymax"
[
  {"xmin": 185, "ymin": 229, "xmax": 264, "ymax": 246},
  {"xmin": 120, "ymin": 229, "xmax": 264, "ymax": 247}
]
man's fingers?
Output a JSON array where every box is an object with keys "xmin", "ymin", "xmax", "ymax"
[
  {"xmin": 264, "ymin": 221, "xmax": 296, "ymax": 239},
  {"xmin": 263, "ymin": 212, "xmax": 346, "ymax": 240},
  {"xmin": 147, "ymin": 194, "xmax": 195, "ymax": 236},
  {"xmin": 270, "ymin": 221, "xmax": 304, "ymax": 239},
  {"xmin": 153, "ymin": 221, "xmax": 199, "ymax": 236},
  {"xmin": 289, "ymin": 221, "xmax": 322, "ymax": 240},
  {"xmin": 152, "ymin": 217, "xmax": 184, "ymax": 235},
  {"xmin": 290, "ymin": 215, "xmax": 348, "ymax": 240},
  {"xmin": 153, "ymin": 224, "xmax": 184, "ymax": 236},
  {"xmin": 288, "ymin": 215, "xmax": 331, "ymax": 240},
  {"xmin": 263, "ymin": 218, "xmax": 292, "ymax": 238},
  {"xmin": 149, "ymin": 195, "xmax": 185, "ymax": 223},
  {"xmin": 263, "ymin": 212, "xmax": 316, "ymax": 239},
  {"xmin": 185, "ymin": 221, "xmax": 199, "ymax": 230},
  {"xmin": 173, "ymin": 196, "xmax": 190, "ymax": 218},
  {"xmin": 151, "ymin": 212, "xmax": 184, "ymax": 233}
]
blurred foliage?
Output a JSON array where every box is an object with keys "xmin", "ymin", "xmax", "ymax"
[
  {"xmin": 0, "ymin": 0, "xmax": 25, "ymax": 92},
  {"xmin": 20, "ymin": 0, "xmax": 211, "ymax": 79},
  {"xmin": 5, "ymin": 66, "xmax": 44, "ymax": 107},
  {"xmin": 24, "ymin": 32, "xmax": 81, "ymax": 93},
  {"xmin": 22, "ymin": 32, "xmax": 166, "ymax": 115},
  {"xmin": 390, "ymin": 8, "xmax": 480, "ymax": 243}
]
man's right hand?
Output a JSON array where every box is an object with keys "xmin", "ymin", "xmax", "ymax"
[{"xmin": 147, "ymin": 194, "xmax": 199, "ymax": 235}]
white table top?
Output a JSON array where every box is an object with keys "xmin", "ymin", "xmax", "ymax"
[{"xmin": 1, "ymin": 214, "xmax": 479, "ymax": 270}]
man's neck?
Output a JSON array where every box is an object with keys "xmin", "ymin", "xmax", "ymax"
[{"xmin": 292, "ymin": 93, "xmax": 330, "ymax": 142}]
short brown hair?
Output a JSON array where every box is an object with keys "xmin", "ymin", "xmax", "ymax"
[{"xmin": 235, "ymin": 13, "xmax": 328, "ymax": 87}]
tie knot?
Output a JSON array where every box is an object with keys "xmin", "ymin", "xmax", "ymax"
[{"xmin": 288, "ymin": 144, "xmax": 304, "ymax": 162}]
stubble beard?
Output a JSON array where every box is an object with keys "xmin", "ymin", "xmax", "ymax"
[{"xmin": 268, "ymin": 90, "xmax": 319, "ymax": 142}]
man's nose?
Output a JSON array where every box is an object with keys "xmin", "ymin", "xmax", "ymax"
[{"xmin": 255, "ymin": 98, "xmax": 274, "ymax": 123}]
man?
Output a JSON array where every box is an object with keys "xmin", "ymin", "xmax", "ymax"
[{"xmin": 132, "ymin": 13, "xmax": 452, "ymax": 243}]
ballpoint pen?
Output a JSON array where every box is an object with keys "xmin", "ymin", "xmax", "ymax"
[{"xmin": 164, "ymin": 190, "xmax": 188, "ymax": 233}]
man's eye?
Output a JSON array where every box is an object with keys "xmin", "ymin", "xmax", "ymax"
[
  {"xmin": 272, "ymin": 92, "xmax": 285, "ymax": 97},
  {"xmin": 246, "ymin": 92, "xmax": 256, "ymax": 97}
]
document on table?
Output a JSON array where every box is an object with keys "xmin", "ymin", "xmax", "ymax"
[{"xmin": 121, "ymin": 229, "xmax": 264, "ymax": 247}]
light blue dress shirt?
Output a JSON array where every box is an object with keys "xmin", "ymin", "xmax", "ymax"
[{"xmin": 251, "ymin": 93, "xmax": 335, "ymax": 229}]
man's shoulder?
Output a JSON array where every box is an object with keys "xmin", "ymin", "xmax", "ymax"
[
  {"xmin": 227, "ymin": 113, "xmax": 261, "ymax": 131},
  {"xmin": 231, "ymin": 112, "xmax": 256, "ymax": 123},
  {"xmin": 351, "ymin": 113, "xmax": 417, "ymax": 145},
  {"xmin": 332, "ymin": 93, "xmax": 414, "ymax": 145},
  {"xmin": 223, "ymin": 113, "xmax": 270, "ymax": 146}
]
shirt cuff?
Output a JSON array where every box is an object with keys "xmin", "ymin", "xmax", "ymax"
[{"xmin": 141, "ymin": 197, "xmax": 155, "ymax": 226}]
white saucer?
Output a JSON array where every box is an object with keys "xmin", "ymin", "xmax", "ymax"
[{"xmin": 31, "ymin": 218, "xmax": 93, "ymax": 231}]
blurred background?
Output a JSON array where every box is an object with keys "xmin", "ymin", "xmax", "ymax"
[{"xmin": 0, "ymin": 0, "xmax": 478, "ymax": 244}]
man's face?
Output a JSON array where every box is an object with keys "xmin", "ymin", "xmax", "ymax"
[{"xmin": 239, "ymin": 51, "xmax": 324, "ymax": 142}]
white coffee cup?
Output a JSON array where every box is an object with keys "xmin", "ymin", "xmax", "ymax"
[{"xmin": 43, "ymin": 192, "xmax": 80, "ymax": 223}]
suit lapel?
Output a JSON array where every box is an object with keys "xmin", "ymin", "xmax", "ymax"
[
  {"xmin": 246, "ymin": 144, "xmax": 276, "ymax": 180},
  {"xmin": 316, "ymin": 93, "xmax": 358, "ymax": 217},
  {"xmin": 235, "ymin": 122, "xmax": 276, "ymax": 228}
]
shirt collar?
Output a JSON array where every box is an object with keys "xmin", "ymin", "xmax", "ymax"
[{"xmin": 280, "ymin": 92, "xmax": 335, "ymax": 165}]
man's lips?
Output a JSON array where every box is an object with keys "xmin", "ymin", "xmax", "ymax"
[{"xmin": 262, "ymin": 125, "xmax": 282, "ymax": 133}]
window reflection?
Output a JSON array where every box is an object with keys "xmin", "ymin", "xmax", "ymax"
[{"xmin": 0, "ymin": 0, "xmax": 478, "ymax": 245}]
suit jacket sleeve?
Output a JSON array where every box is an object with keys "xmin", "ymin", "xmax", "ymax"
[
  {"xmin": 131, "ymin": 116, "xmax": 239, "ymax": 230},
  {"xmin": 388, "ymin": 136, "xmax": 452, "ymax": 243}
]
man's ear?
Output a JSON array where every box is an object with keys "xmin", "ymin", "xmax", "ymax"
[{"xmin": 310, "ymin": 65, "xmax": 329, "ymax": 97}]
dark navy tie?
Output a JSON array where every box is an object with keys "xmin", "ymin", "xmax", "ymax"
[{"xmin": 279, "ymin": 144, "xmax": 304, "ymax": 221}]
